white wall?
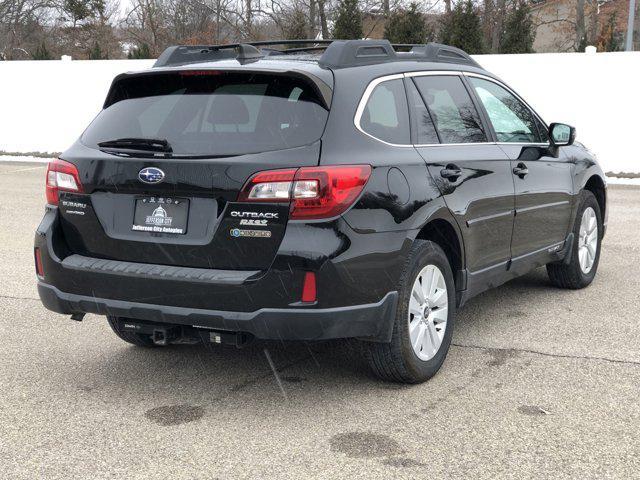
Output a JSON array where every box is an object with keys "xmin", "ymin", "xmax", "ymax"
[
  {"xmin": 478, "ymin": 51, "xmax": 639, "ymax": 174},
  {"xmin": 1, "ymin": 52, "xmax": 638, "ymax": 173},
  {"xmin": 0, "ymin": 59, "xmax": 154, "ymax": 153}
]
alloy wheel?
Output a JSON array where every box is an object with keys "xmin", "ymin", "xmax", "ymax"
[
  {"xmin": 578, "ymin": 206, "xmax": 598, "ymax": 274},
  {"xmin": 408, "ymin": 265, "xmax": 448, "ymax": 361}
]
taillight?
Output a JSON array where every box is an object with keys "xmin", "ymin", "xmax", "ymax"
[
  {"xmin": 238, "ymin": 165, "xmax": 371, "ymax": 220},
  {"xmin": 237, "ymin": 169, "xmax": 297, "ymax": 202},
  {"xmin": 46, "ymin": 159, "xmax": 82, "ymax": 205},
  {"xmin": 291, "ymin": 165, "xmax": 371, "ymax": 219}
]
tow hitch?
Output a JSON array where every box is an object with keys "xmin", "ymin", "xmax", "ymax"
[
  {"xmin": 116, "ymin": 318, "xmax": 253, "ymax": 348},
  {"xmin": 152, "ymin": 326, "xmax": 180, "ymax": 346}
]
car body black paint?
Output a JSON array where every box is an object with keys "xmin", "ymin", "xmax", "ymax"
[{"xmin": 35, "ymin": 48, "xmax": 606, "ymax": 342}]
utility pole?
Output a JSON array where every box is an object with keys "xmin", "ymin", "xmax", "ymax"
[{"xmin": 626, "ymin": 0, "xmax": 637, "ymax": 50}]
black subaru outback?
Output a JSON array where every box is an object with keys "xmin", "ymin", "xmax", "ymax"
[{"xmin": 35, "ymin": 40, "xmax": 607, "ymax": 383}]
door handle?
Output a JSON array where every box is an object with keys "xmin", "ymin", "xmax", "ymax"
[
  {"xmin": 513, "ymin": 163, "xmax": 529, "ymax": 178},
  {"xmin": 440, "ymin": 164, "xmax": 462, "ymax": 181}
]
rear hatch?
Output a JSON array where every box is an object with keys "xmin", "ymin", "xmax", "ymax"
[{"xmin": 56, "ymin": 69, "xmax": 331, "ymax": 270}]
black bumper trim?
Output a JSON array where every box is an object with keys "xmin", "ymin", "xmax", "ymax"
[
  {"xmin": 61, "ymin": 254, "xmax": 259, "ymax": 285},
  {"xmin": 38, "ymin": 283, "xmax": 398, "ymax": 342}
]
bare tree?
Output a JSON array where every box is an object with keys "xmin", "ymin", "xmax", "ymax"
[
  {"xmin": 318, "ymin": 0, "xmax": 329, "ymax": 37},
  {"xmin": 121, "ymin": 0, "xmax": 167, "ymax": 54},
  {"xmin": 491, "ymin": 0, "xmax": 506, "ymax": 52},
  {"xmin": 575, "ymin": 0, "xmax": 585, "ymax": 48},
  {"xmin": 0, "ymin": 0, "xmax": 55, "ymax": 59}
]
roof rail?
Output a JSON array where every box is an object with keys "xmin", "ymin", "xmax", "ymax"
[
  {"xmin": 153, "ymin": 40, "xmax": 333, "ymax": 68},
  {"xmin": 318, "ymin": 40, "xmax": 480, "ymax": 69},
  {"xmin": 153, "ymin": 39, "xmax": 481, "ymax": 70}
]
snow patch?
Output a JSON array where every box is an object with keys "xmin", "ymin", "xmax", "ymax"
[{"xmin": 0, "ymin": 155, "xmax": 50, "ymax": 164}]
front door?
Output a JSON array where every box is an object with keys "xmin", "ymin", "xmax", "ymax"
[
  {"xmin": 466, "ymin": 75, "xmax": 574, "ymax": 265},
  {"xmin": 407, "ymin": 74, "xmax": 515, "ymax": 295}
]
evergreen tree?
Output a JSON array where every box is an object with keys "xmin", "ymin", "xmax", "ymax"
[
  {"xmin": 88, "ymin": 41, "xmax": 108, "ymax": 60},
  {"xmin": 61, "ymin": 0, "xmax": 106, "ymax": 27},
  {"xmin": 333, "ymin": 0, "xmax": 363, "ymax": 40},
  {"xmin": 31, "ymin": 42, "xmax": 53, "ymax": 60},
  {"xmin": 384, "ymin": 3, "xmax": 433, "ymax": 44},
  {"xmin": 128, "ymin": 43, "xmax": 153, "ymax": 59},
  {"xmin": 439, "ymin": 0, "xmax": 485, "ymax": 54},
  {"xmin": 501, "ymin": 0, "xmax": 535, "ymax": 53},
  {"xmin": 596, "ymin": 12, "xmax": 623, "ymax": 52}
]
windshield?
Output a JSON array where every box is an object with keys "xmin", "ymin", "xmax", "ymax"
[{"xmin": 82, "ymin": 71, "xmax": 330, "ymax": 157}]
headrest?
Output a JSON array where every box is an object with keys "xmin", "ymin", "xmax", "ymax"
[{"xmin": 208, "ymin": 94, "xmax": 249, "ymax": 125}]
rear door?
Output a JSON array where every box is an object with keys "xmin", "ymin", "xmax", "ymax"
[
  {"xmin": 466, "ymin": 74, "xmax": 574, "ymax": 261},
  {"xmin": 58, "ymin": 70, "xmax": 330, "ymax": 270},
  {"xmin": 408, "ymin": 73, "xmax": 515, "ymax": 290}
]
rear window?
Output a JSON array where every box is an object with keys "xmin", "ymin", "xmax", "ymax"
[{"xmin": 82, "ymin": 71, "xmax": 330, "ymax": 157}]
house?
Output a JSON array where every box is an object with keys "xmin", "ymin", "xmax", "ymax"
[{"xmin": 531, "ymin": 0, "xmax": 637, "ymax": 52}]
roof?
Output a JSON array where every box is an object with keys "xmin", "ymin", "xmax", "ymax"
[{"xmin": 104, "ymin": 40, "xmax": 491, "ymax": 109}]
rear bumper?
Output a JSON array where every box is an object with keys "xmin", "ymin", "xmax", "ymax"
[
  {"xmin": 38, "ymin": 282, "xmax": 397, "ymax": 342},
  {"xmin": 35, "ymin": 207, "xmax": 410, "ymax": 342}
]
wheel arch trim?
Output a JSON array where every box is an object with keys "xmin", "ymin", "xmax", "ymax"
[{"xmin": 410, "ymin": 209, "xmax": 466, "ymax": 291}]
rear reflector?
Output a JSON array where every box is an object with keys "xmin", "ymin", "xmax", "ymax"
[
  {"xmin": 34, "ymin": 248, "xmax": 44, "ymax": 278},
  {"xmin": 46, "ymin": 159, "xmax": 83, "ymax": 206},
  {"xmin": 301, "ymin": 272, "xmax": 317, "ymax": 303},
  {"xmin": 238, "ymin": 165, "xmax": 371, "ymax": 220}
]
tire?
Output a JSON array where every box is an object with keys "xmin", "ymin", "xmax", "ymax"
[
  {"xmin": 363, "ymin": 240, "xmax": 456, "ymax": 383},
  {"xmin": 107, "ymin": 316, "xmax": 157, "ymax": 347},
  {"xmin": 547, "ymin": 190, "xmax": 602, "ymax": 289}
]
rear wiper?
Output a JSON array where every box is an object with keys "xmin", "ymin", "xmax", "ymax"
[{"xmin": 98, "ymin": 138, "xmax": 173, "ymax": 153}]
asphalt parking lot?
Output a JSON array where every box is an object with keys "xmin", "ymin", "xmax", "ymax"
[{"xmin": 1, "ymin": 161, "xmax": 639, "ymax": 479}]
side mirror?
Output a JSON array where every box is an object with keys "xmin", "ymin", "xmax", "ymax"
[{"xmin": 549, "ymin": 123, "xmax": 576, "ymax": 147}]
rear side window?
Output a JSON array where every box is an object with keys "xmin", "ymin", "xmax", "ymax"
[
  {"xmin": 413, "ymin": 76, "xmax": 487, "ymax": 144},
  {"xmin": 406, "ymin": 80, "xmax": 439, "ymax": 144},
  {"xmin": 359, "ymin": 79, "xmax": 410, "ymax": 145},
  {"xmin": 82, "ymin": 71, "xmax": 329, "ymax": 157}
]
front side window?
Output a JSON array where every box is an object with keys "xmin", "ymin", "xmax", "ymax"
[
  {"xmin": 413, "ymin": 75, "xmax": 487, "ymax": 144},
  {"xmin": 534, "ymin": 116, "xmax": 550, "ymax": 143},
  {"xmin": 360, "ymin": 78, "xmax": 410, "ymax": 145},
  {"xmin": 469, "ymin": 77, "xmax": 542, "ymax": 143}
]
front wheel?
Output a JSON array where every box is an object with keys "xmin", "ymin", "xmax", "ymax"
[
  {"xmin": 363, "ymin": 240, "xmax": 456, "ymax": 383},
  {"xmin": 547, "ymin": 190, "xmax": 602, "ymax": 289}
]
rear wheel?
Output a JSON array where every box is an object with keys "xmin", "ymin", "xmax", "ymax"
[
  {"xmin": 107, "ymin": 316, "xmax": 157, "ymax": 347},
  {"xmin": 547, "ymin": 190, "xmax": 602, "ymax": 289},
  {"xmin": 364, "ymin": 240, "xmax": 455, "ymax": 383}
]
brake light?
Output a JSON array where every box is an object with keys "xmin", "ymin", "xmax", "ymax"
[
  {"xmin": 238, "ymin": 165, "xmax": 371, "ymax": 220},
  {"xmin": 179, "ymin": 70, "xmax": 223, "ymax": 77},
  {"xmin": 46, "ymin": 159, "xmax": 82, "ymax": 205}
]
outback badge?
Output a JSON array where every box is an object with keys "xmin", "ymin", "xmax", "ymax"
[{"xmin": 138, "ymin": 167, "xmax": 165, "ymax": 184}]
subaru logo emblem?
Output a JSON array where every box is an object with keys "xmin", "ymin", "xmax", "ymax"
[{"xmin": 138, "ymin": 167, "xmax": 165, "ymax": 184}]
